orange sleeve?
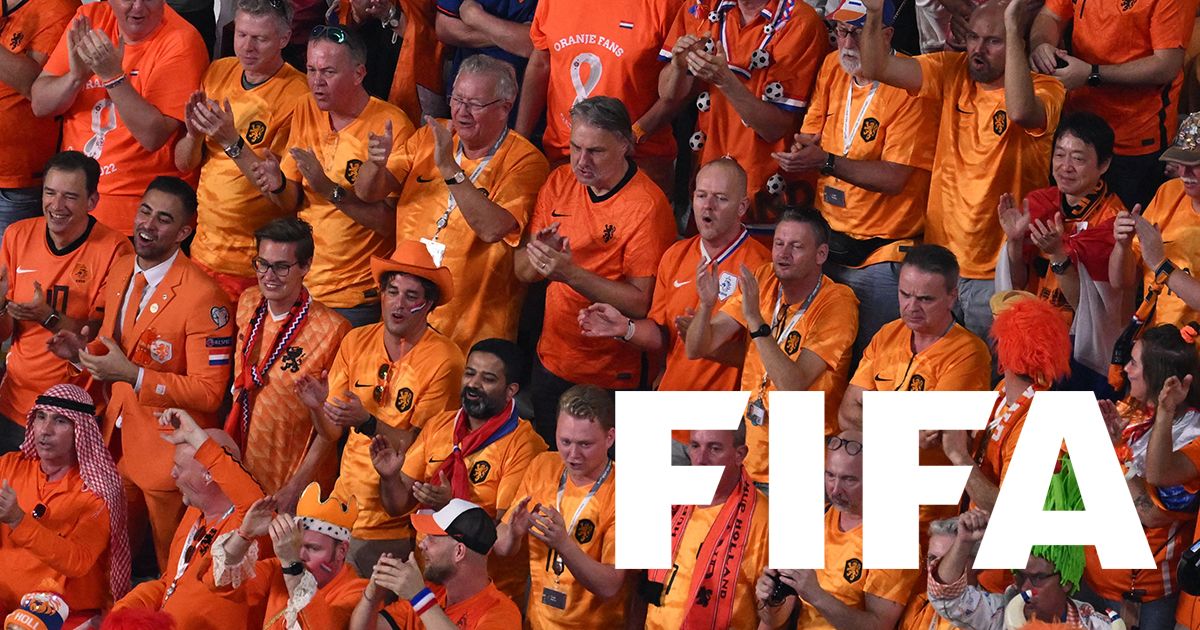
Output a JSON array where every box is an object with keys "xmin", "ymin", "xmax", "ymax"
[
  {"xmin": 1150, "ymin": 0, "xmax": 1198, "ymax": 49},
  {"xmin": 529, "ymin": 0, "xmax": 549, "ymax": 50},
  {"xmin": 621, "ymin": 194, "xmax": 676, "ymax": 279},
  {"xmin": 659, "ymin": 2, "xmax": 691, "ymax": 61},
  {"xmin": 409, "ymin": 350, "xmax": 464, "ymax": 430},
  {"xmin": 528, "ymin": 169, "xmax": 562, "ymax": 236},
  {"xmin": 492, "ymin": 145, "xmax": 551, "ymax": 248},
  {"xmin": 27, "ymin": 0, "xmax": 75, "ymax": 57},
  {"xmin": 41, "ymin": 3, "xmax": 81, "ymax": 76},
  {"xmin": 1180, "ymin": 437, "xmax": 1200, "ymax": 476},
  {"xmin": 389, "ymin": 127, "xmax": 422, "ymax": 190},
  {"xmin": 849, "ymin": 334, "xmax": 881, "ymax": 391},
  {"xmin": 800, "ymin": 56, "xmax": 835, "ymax": 135},
  {"xmin": 8, "ymin": 492, "xmax": 109, "ymax": 577},
  {"xmin": 142, "ymin": 28, "xmax": 208, "ymax": 122},
  {"xmin": 113, "ymin": 579, "xmax": 167, "ymax": 611},
  {"xmin": 495, "ymin": 428, "xmax": 548, "ymax": 514},
  {"xmin": 195, "ymin": 437, "xmax": 266, "ymax": 512},
  {"xmin": 766, "ymin": 9, "xmax": 826, "ymax": 111},
  {"xmin": 879, "ymin": 87, "xmax": 939, "ymax": 171},
  {"xmin": 471, "ymin": 600, "xmax": 524, "ymax": 629},
  {"xmin": 401, "ymin": 420, "xmax": 432, "ymax": 481},
  {"xmin": 1024, "ymin": 75, "xmax": 1065, "ymax": 138},
  {"xmin": 801, "ymin": 288, "xmax": 859, "ymax": 370},
  {"xmin": 1043, "ymin": 0, "xmax": 1074, "ymax": 22},
  {"xmin": 137, "ymin": 284, "xmax": 235, "ymax": 413},
  {"xmin": 914, "ymin": 52, "xmax": 953, "ymax": 100},
  {"xmin": 863, "ymin": 567, "xmax": 920, "ymax": 606},
  {"xmin": 935, "ymin": 338, "xmax": 992, "ymax": 392}
]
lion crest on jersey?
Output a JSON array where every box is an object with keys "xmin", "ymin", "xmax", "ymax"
[
  {"xmin": 345, "ymin": 159, "xmax": 363, "ymax": 184},
  {"xmin": 992, "ymin": 111, "xmax": 1008, "ymax": 136},
  {"xmin": 246, "ymin": 121, "xmax": 267, "ymax": 145},
  {"xmin": 860, "ymin": 117, "xmax": 880, "ymax": 142}
]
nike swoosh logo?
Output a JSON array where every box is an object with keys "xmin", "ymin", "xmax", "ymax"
[
  {"xmin": 873, "ymin": 374, "xmax": 892, "ymax": 382},
  {"xmin": 416, "ymin": 175, "xmax": 435, "ymax": 183},
  {"xmin": 673, "ymin": 279, "xmax": 692, "ymax": 288},
  {"xmin": 551, "ymin": 210, "xmax": 571, "ymax": 217},
  {"xmin": 428, "ymin": 457, "xmax": 446, "ymax": 463},
  {"xmin": 15, "ymin": 267, "xmax": 35, "ymax": 274},
  {"xmin": 353, "ymin": 380, "xmax": 373, "ymax": 388},
  {"xmin": 955, "ymin": 105, "xmax": 973, "ymax": 114}
]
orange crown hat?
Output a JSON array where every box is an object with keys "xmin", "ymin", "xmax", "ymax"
[
  {"xmin": 370, "ymin": 241, "xmax": 454, "ymax": 306},
  {"xmin": 296, "ymin": 483, "xmax": 358, "ymax": 542},
  {"xmin": 990, "ymin": 293, "xmax": 1072, "ymax": 386}
]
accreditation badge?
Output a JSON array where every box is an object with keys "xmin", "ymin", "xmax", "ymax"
[
  {"xmin": 745, "ymin": 396, "xmax": 767, "ymax": 426},
  {"xmin": 823, "ymin": 185, "xmax": 847, "ymax": 208},
  {"xmin": 541, "ymin": 587, "xmax": 567, "ymax": 610}
]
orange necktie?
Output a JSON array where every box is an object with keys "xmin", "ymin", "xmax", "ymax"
[{"xmin": 119, "ymin": 271, "xmax": 147, "ymax": 346}]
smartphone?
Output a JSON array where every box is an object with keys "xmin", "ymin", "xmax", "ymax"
[{"xmin": 767, "ymin": 573, "xmax": 797, "ymax": 606}]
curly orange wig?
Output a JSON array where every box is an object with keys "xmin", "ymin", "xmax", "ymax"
[{"xmin": 990, "ymin": 297, "xmax": 1072, "ymax": 386}]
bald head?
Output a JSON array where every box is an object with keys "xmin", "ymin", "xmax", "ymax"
[{"xmin": 697, "ymin": 157, "xmax": 748, "ymax": 199}]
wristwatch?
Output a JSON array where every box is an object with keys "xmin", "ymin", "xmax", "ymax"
[
  {"xmin": 281, "ymin": 561, "xmax": 304, "ymax": 576},
  {"xmin": 444, "ymin": 170, "xmax": 467, "ymax": 186},
  {"xmin": 749, "ymin": 323, "xmax": 772, "ymax": 339},
  {"xmin": 41, "ymin": 310, "xmax": 61, "ymax": 330},
  {"xmin": 820, "ymin": 153, "xmax": 837, "ymax": 176},
  {"xmin": 1049, "ymin": 257, "xmax": 1072, "ymax": 275},
  {"xmin": 223, "ymin": 136, "xmax": 245, "ymax": 159},
  {"xmin": 329, "ymin": 185, "xmax": 346, "ymax": 203},
  {"xmin": 1087, "ymin": 64, "xmax": 1102, "ymax": 87},
  {"xmin": 1155, "ymin": 259, "xmax": 1179, "ymax": 284}
]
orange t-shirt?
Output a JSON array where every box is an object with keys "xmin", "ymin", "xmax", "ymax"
[
  {"xmin": 404, "ymin": 409, "xmax": 548, "ymax": 601},
  {"xmin": 649, "ymin": 232, "xmax": 771, "ymax": 393},
  {"xmin": 529, "ymin": 0, "xmax": 685, "ymax": 162},
  {"xmin": 530, "ymin": 164, "xmax": 677, "ymax": 389},
  {"xmin": 327, "ymin": 324, "xmax": 465, "ymax": 540},
  {"xmin": 795, "ymin": 507, "xmax": 920, "ymax": 630},
  {"xmin": 0, "ymin": 217, "xmax": 131, "ymax": 423},
  {"xmin": 722, "ymin": 268, "xmax": 859, "ymax": 481},
  {"xmin": 643, "ymin": 491, "xmax": 770, "ymax": 630},
  {"xmin": 391, "ymin": 125, "xmax": 549, "ymax": 352},
  {"xmin": 382, "ymin": 581, "xmax": 522, "ymax": 629},
  {"xmin": 661, "ymin": 0, "xmax": 828, "ymax": 207},
  {"xmin": 0, "ymin": 0, "xmax": 77, "ymax": 188},
  {"xmin": 1044, "ymin": 0, "xmax": 1197, "ymax": 155},
  {"xmin": 281, "ymin": 94, "xmax": 415, "ymax": 308},
  {"xmin": 914, "ymin": 52, "xmax": 1065, "ymax": 279},
  {"xmin": 851, "ymin": 318, "xmax": 991, "ymax": 522},
  {"xmin": 44, "ymin": 2, "xmax": 208, "ymax": 234},
  {"xmin": 233, "ymin": 287, "xmax": 351, "ymax": 494},
  {"xmin": 502, "ymin": 451, "xmax": 625, "ymax": 630},
  {"xmin": 192, "ymin": 58, "xmax": 310, "ymax": 278},
  {"xmin": 0, "ymin": 454, "xmax": 111, "ymax": 614},
  {"xmin": 1131, "ymin": 177, "xmax": 1200, "ymax": 327},
  {"xmin": 801, "ymin": 52, "xmax": 937, "ymax": 266}
]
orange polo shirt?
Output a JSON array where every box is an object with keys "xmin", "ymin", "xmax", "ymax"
[
  {"xmin": 0, "ymin": 217, "xmax": 131, "ymax": 423},
  {"xmin": 530, "ymin": 164, "xmax": 677, "ymax": 389},
  {"xmin": 404, "ymin": 409, "xmax": 548, "ymax": 602},
  {"xmin": 281, "ymin": 94, "xmax": 414, "ymax": 308},
  {"xmin": 390, "ymin": 125, "xmax": 549, "ymax": 352},
  {"xmin": 530, "ymin": 0, "xmax": 685, "ymax": 162},
  {"xmin": 1131, "ymin": 178, "xmax": 1200, "ymax": 327},
  {"xmin": 192, "ymin": 58, "xmax": 310, "ymax": 279},
  {"xmin": 43, "ymin": 2, "xmax": 208, "ymax": 234},
  {"xmin": 502, "ymin": 451, "xmax": 625, "ymax": 629},
  {"xmin": 0, "ymin": 454, "xmax": 110, "ymax": 614},
  {"xmin": 801, "ymin": 53, "xmax": 937, "ymax": 266},
  {"xmin": 0, "ymin": 0, "xmax": 77, "ymax": 189},
  {"xmin": 382, "ymin": 581, "xmax": 522, "ymax": 629},
  {"xmin": 796, "ymin": 507, "xmax": 920, "ymax": 629},
  {"xmin": 327, "ymin": 324, "xmax": 465, "ymax": 540},
  {"xmin": 914, "ymin": 52, "xmax": 1065, "ymax": 279},
  {"xmin": 722, "ymin": 268, "xmax": 859, "ymax": 482}
]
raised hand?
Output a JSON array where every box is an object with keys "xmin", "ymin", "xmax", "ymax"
[
  {"xmin": 239, "ymin": 496, "xmax": 279, "ymax": 539},
  {"xmin": 157, "ymin": 408, "xmax": 207, "ymax": 448},
  {"xmin": 695, "ymin": 260, "xmax": 719, "ymax": 308},
  {"xmin": 1112, "ymin": 204, "xmax": 1142, "ymax": 247},
  {"xmin": 367, "ymin": 120, "xmax": 394, "ymax": 165},
  {"xmin": 997, "ymin": 193, "xmax": 1031, "ymax": 241},
  {"xmin": 412, "ymin": 471, "xmax": 451, "ymax": 509},
  {"xmin": 0, "ymin": 480, "xmax": 22, "ymax": 527},
  {"xmin": 370, "ymin": 435, "xmax": 405, "ymax": 479},
  {"xmin": 269, "ymin": 514, "xmax": 303, "ymax": 565},
  {"xmin": 293, "ymin": 371, "xmax": 329, "ymax": 410}
]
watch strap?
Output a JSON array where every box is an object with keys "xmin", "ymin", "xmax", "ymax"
[
  {"xmin": 749, "ymin": 323, "xmax": 772, "ymax": 339},
  {"xmin": 444, "ymin": 170, "xmax": 467, "ymax": 186},
  {"xmin": 281, "ymin": 561, "xmax": 304, "ymax": 576},
  {"xmin": 223, "ymin": 136, "xmax": 245, "ymax": 158}
]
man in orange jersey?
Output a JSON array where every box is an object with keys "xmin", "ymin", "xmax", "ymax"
[
  {"xmin": 175, "ymin": 0, "xmax": 310, "ymax": 303},
  {"xmin": 1030, "ymin": 0, "xmax": 1195, "ymax": 209},
  {"xmin": 493, "ymin": 385, "xmax": 625, "ymax": 629},
  {"xmin": 756, "ymin": 430, "xmax": 918, "ymax": 630},
  {"xmin": 0, "ymin": 152, "xmax": 131, "ymax": 453},
  {"xmin": 47, "ymin": 177, "xmax": 234, "ymax": 572},
  {"xmin": 578, "ymin": 158, "xmax": 769, "ymax": 464},
  {"xmin": 226, "ymin": 218, "xmax": 350, "ymax": 511},
  {"xmin": 859, "ymin": 0, "xmax": 1065, "ymax": 340},
  {"xmin": 637, "ymin": 424, "xmax": 768, "ymax": 630},
  {"xmin": 350, "ymin": 499, "xmax": 521, "ymax": 630},
  {"xmin": 205, "ymin": 485, "xmax": 367, "ymax": 629},
  {"xmin": 658, "ymin": 0, "xmax": 828, "ymax": 217},
  {"xmin": 773, "ymin": 0, "xmax": 936, "ymax": 361},
  {"xmin": 840, "ymin": 245, "xmax": 990, "ymax": 531},
  {"xmin": 1111, "ymin": 112, "xmax": 1200, "ymax": 329},
  {"xmin": 372, "ymin": 338, "xmax": 547, "ymax": 602},
  {"xmin": 514, "ymin": 96, "xmax": 677, "ymax": 445},
  {"xmin": 30, "ymin": 0, "xmax": 208, "ymax": 235},
  {"xmin": 517, "ymin": 0, "xmax": 687, "ymax": 192},
  {"xmin": 301, "ymin": 242, "xmax": 464, "ymax": 576},
  {"xmin": 250, "ymin": 25, "xmax": 414, "ymax": 327},
  {"xmin": 688, "ymin": 208, "xmax": 859, "ymax": 489},
  {"xmin": 0, "ymin": 0, "xmax": 78, "ymax": 244},
  {"xmin": 113, "ymin": 409, "xmax": 264, "ymax": 629},
  {"xmin": 355, "ymin": 54, "xmax": 549, "ymax": 352},
  {"xmin": 0, "ymin": 385, "xmax": 129, "ymax": 626}
]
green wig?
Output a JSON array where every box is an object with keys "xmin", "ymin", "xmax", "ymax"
[{"xmin": 1027, "ymin": 455, "xmax": 1086, "ymax": 594}]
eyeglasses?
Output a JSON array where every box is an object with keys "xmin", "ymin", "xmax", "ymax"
[
  {"xmin": 311, "ymin": 24, "xmax": 349, "ymax": 44},
  {"xmin": 251, "ymin": 257, "xmax": 299, "ymax": 278},
  {"xmin": 373, "ymin": 363, "xmax": 391, "ymax": 403},
  {"xmin": 450, "ymin": 96, "xmax": 503, "ymax": 114},
  {"xmin": 1013, "ymin": 570, "xmax": 1060, "ymax": 587},
  {"xmin": 826, "ymin": 435, "xmax": 862, "ymax": 456},
  {"xmin": 832, "ymin": 25, "xmax": 862, "ymax": 40}
]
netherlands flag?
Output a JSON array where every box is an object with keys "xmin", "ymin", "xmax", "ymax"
[
  {"xmin": 619, "ymin": 21, "xmax": 634, "ymax": 29},
  {"xmin": 209, "ymin": 353, "xmax": 230, "ymax": 366}
]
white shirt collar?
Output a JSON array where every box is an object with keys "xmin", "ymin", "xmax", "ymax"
[{"xmin": 135, "ymin": 249, "xmax": 180, "ymax": 290}]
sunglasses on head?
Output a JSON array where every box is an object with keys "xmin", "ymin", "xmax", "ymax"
[
  {"xmin": 311, "ymin": 24, "xmax": 349, "ymax": 44},
  {"xmin": 374, "ymin": 363, "xmax": 391, "ymax": 404}
]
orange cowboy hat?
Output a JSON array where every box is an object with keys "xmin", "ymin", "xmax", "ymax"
[{"xmin": 370, "ymin": 240, "xmax": 454, "ymax": 306}]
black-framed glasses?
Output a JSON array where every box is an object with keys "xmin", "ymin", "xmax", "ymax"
[
  {"xmin": 826, "ymin": 435, "xmax": 862, "ymax": 456},
  {"xmin": 373, "ymin": 363, "xmax": 391, "ymax": 403},
  {"xmin": 311, "ymin": 24, "xmax": 349, "ymax": 44},
  {"xmin": 450, "ymin": 96, "xmax": 503, "ymax": 114},
  {"xmin": 832, "ymin": 25, "xmax": 862, "ymax": 40},
  {"xmin": 1013, "ymin": 570, "xmax": 1060, "ymax": 587},
  {"xmin": 251, "ymin": 257, "xmax": 299, "ymax": 278}
]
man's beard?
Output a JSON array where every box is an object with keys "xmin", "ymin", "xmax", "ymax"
[
  {"xmin": 425, "ymin": 559, "xmax": 454, "ymax": 584},
  {"xmin": 838, "ymin": 49, "xmax": 861, "ymax": 75},
  {"xmin": 462, "ymin": 387, "xmax": 505, "ymax": 419}
]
